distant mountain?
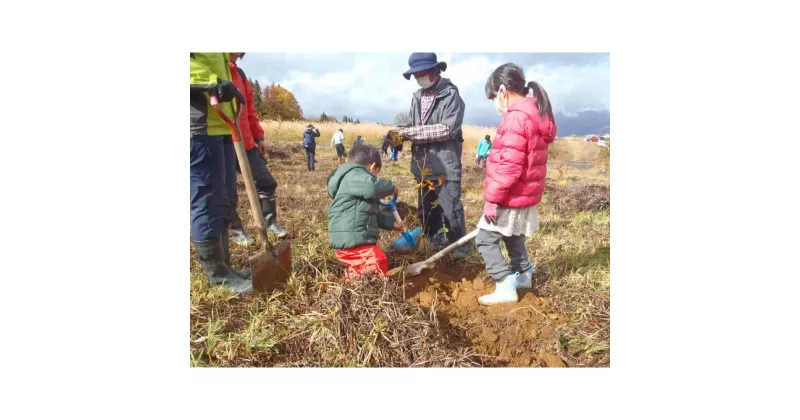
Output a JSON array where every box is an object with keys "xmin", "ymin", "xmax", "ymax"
[
  {"xmin": 467, "ymin": 109, "xmax": 610, "ymax": 136},
  {"xmin": 554, "ymin": 110, "xmax": 610, "ymax": 136}
]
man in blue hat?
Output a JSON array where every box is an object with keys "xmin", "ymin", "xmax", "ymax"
[{"xmin": 393, "ymin": 52, "xmax": 471, "ymax": 259}]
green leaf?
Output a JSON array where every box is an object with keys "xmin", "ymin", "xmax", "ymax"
[{"xmin": 437, "ymin": 227, "xmax": 450, "ymax": 235}]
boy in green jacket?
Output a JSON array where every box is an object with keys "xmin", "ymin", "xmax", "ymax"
[{"xmin": 327, "ymin": 143, "xmax": 405, "ymax": 281}]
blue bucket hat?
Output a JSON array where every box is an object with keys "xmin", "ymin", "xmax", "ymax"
[{"xmin": 402, "ymin": 52, "xmax": 447, "ymax": 80}]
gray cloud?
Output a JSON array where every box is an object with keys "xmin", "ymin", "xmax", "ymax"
[{"xmin": 236, "ymin": 52, "xmax": 609, "ymax": 126}]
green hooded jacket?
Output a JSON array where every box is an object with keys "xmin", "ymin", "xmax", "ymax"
[{"xmin": 327, "ymin": 164, "xmax": 396, "ymax": 250}]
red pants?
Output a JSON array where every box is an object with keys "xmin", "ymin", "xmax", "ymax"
[{"xmin": 335, "ymin": 244, "xmax": 388, "ymax": 282}]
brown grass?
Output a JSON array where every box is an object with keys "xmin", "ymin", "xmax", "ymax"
[
  {"xmin": 544, "ymin": 181, "xmax": 610, "ymax": 215},
  {"xmin": 260, "ymin": 119, "xmax": 496, "ymax": 152},
  {"xmin": 190, "ymin": 120, "xmax": 610, "ymax": 367},
  {"xmin": 276, "ymin": 277, "xmax": 481, "ymax": 367}
]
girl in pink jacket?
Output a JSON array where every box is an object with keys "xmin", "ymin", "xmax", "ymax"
[{"xmin": 476, "ymin": 63, "xmax": 557, "ymax": 305}]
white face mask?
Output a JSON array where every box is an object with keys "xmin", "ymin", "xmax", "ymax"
[
  {"xmin": 415, "ymin": 74, "xmax": 434, "ymax": 89},
  {"xmin": 493, "ymin": 85, "xmax": 508, "ymax": 116}
]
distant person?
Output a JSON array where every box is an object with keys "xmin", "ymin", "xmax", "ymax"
[
  {"xmin": 302, "ymin": 123, "xmax": 321, "ymax": 171},
  {"xmin": 381, "ymin": 133, "xmax": 391, "ymax": 158},
  {"xmin": 389, "ymin": 133, "xmax": 401, "ymax": 162},
  {"xmin": 476, "ymin": 134, "xmax": 492, "ymax": 167},
  {"xmin": 227, "ymin": 52, "xmax": 289, "ymax": 245},
  {"xmin": 392, "ymin": 52, "xmax": 470, "ymax": 259},
  {"xmin": 476, "ymin": 63, "xmax": 557, "ymax": 306},
  {"xmin": 327, "ymin": 143, "xmax": 404, "ymax": 281},
  {"xmin": 331, "ymin": 128, "xmax": 346, "ymax": 162},
  {"xmin": 354, "ymin": 135, "xmax": 363, "ymax": 146}
]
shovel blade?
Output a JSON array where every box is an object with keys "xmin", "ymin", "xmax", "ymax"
[
  {"xmin": 249, "ymin": 239, "xmax": 292, "ymax": 293},
  {"xmin": 403, "ymin": 261, "xmax": 430, "ymax": 276}
]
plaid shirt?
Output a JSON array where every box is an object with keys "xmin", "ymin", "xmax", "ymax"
[
  {"xmin": 398, "ymin": 77, "xmax": 451, "ymax": 144},
  {"xmin": 420, "ymin": 77, "xmax": 440, "ymax": 121}
]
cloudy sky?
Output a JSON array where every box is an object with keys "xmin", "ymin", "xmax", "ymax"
[{"xmin": 239, "ymin": 53, "xmax": 609, "ymax": 127}]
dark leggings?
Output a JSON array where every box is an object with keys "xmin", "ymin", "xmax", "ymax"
[{"xmin": 305, "ymin": 148, "xmax": 316, "ymax": 171}]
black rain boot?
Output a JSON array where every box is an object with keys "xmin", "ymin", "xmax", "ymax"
[
  {"xmin": 192, "ymin": 235, "xmax": 253, "ymax": 295},
  {"xmin": 260, "ymin": 196, "xmax": 289, "ymax": 239},
  {"xmin": 222, "ymin": 229, "xmax": 251, "ymax": 279}
]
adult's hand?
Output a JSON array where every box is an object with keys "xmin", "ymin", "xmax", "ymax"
[
  {"xmin": 256, "ymin": 138, "xmax": 267, "ymax": 156},
  {"xmin": 483, "ymin": 202, "xmax": 498, "ymax": 224},
  {"xmin": 213, "ymin": 79, "xmax": 246, "ymax": 105},
  {"xmin": 393, "ymin": 221, "xmax": 406, "ymax": 232}
]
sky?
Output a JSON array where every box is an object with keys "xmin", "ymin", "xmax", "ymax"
[{"xmin": 238, "ymin": 53, "xmax": 609, "ymax": 128}]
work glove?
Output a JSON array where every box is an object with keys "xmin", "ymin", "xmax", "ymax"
[
  {"xmin": 211, "ymin": 79, "xmax": 247, "ymax": 105},
  {"xmin": 387, "ymin": 130, "xmax": 405, "ymax": 148}
]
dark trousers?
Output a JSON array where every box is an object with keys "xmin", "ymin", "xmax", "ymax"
[
  {"xmin": 336, "ymin": 144, "xmax": 345, "ymax": 159},
  {"xmin": 476, "ymin": 155, "xmax": 487, "ymax": 166},
  {"xmin": 190, "ymin": 135, "xmax": 237, "ymax": 241},
  {"xmin": 417, "ymin": 180, "xmax": 467, "ymax": 244},
  {"xmin": 230, "ymin": 147, "xmax": 279, "ymax": 230},
  {"xmin": 476, "ymin": 229, "xmax": 532, "ymax": 281},
  {"xmin": 305, "ymin": 147, "xmax": 316, "ymax": 171}
]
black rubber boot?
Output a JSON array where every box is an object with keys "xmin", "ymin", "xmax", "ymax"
[
  {"xmin": 222, "ymin": 229, "xmax": 251, "ymax": 279},
  {"xmin": 260, "ymin": 196, "xmax": 289, "ymax": 239},
  {"xmin": 192, "ymin": 235, "xmax": 253, "ymax": 295}
]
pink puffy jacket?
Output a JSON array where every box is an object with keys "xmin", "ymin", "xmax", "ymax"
[{"xmin": 484, "ymin": 97, "xmax": 557, "ymax": 208}]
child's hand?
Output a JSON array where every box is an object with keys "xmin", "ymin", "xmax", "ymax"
[
  {"xmin": 483, "ymin": 202, "xmax": 498, "ymax": 224},
  {"xmin": 393, "ymin": 221, "xmax": 406, "ymax": 232},
  {"xmin": 393, "ymin": 184, "xmax": 400, "ymax": 195}
]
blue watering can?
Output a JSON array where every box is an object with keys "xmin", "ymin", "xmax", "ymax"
[{"xmin": 380, "ymin": 194, "xmax": 421, "ymax": 253}]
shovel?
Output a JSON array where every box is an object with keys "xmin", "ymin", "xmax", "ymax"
[
  {"xmin": 209, "ymin": 95, "xmax": 292, "ymax": 293},
  {"xmin": 389, "ymin": 228, "xmax": 480, "ymax": 277}
]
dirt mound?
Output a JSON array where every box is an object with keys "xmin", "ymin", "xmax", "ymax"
[
  {"xmin": 394, "ymin": 201, "xmax": 417, "ymax": 221},
  {"xmin": 266, "ymin": 142, "xmax": 301, "ymax": 159},
  {"xmin": 545, "ymin": 181, "xmax": 610, "ymax": 214},
  {"xmin": 276, "ymin": 277, "xmax": 481, "ymax": 367},
  {"xmin": 403, "ymin": 266, "xmax": 568, "ymax": 367}
]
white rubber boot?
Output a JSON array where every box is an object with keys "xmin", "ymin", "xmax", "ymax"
[
  {"xmin": 230, "ymin": 228, "xmax": 254, "ymax": 247},
  {"xmin": 517, "ymin": 262, "xmax": 536, "ymax": 289},
  {"xmin": 478, "ymin": 273, "xmax": 519, "ymax": 306}
]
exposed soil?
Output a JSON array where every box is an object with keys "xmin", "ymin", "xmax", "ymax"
[
  {"xmin": 196, "ymin": 136, "xmax": 610, "ymax": 368},
  {"xmin": 400, "ymin": 262, "xmax": 568, "ymax": 367}
]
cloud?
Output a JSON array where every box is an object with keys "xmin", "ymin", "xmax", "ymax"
[{"xmin": 238, "ymin": 52, "xmax": 609, "ymax": 126}]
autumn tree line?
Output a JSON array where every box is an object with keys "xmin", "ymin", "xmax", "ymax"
[{"xmin": 248, "ymin": 79, "xmax": 360, "ymax": 124}]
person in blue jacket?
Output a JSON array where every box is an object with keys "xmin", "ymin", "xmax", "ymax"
[
  {"xmin": 302, "ymin": 123, "xmax": 321, "ymax": 171},
  {"xmin": 476, "ymin": 134, "xmax": 492, "ymax": 167}
]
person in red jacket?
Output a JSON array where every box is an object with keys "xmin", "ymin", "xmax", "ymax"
[
  {"xmin": 476, "ymin": 63, "xmax": 557, "ymax": 306},
  {"xmin": 227, "ymin": 53, "xmax": 289, "ymax": 245}
]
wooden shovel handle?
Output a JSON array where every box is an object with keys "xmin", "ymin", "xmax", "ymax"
[{"xmin": 209, "ymin": 96, "xmax": 275, "ymax": 253}]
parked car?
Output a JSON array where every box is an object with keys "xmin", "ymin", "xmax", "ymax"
[{"xmin": 584, "ymin": 134, "xmax": 599, "ymax": 142}]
